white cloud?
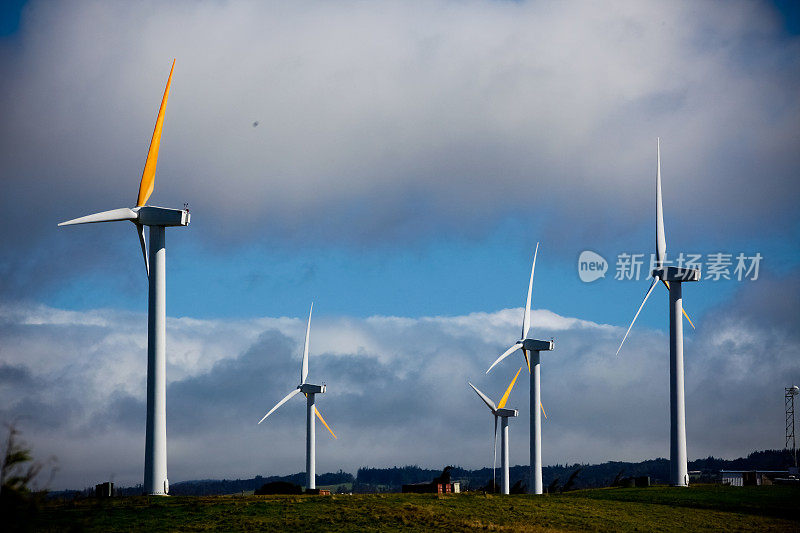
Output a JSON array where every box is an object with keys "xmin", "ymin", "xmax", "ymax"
[
  {"xmin": 1, "ymin": 0, "xmax": 798, "ymax": 252},
  {"xmin": 3, "ymin": 276, "xmax": 798, "ymax": 489}
]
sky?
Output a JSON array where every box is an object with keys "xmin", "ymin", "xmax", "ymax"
[{"xmin": 0, "ymin": 0, "xmax": 798, "ymax": 491}]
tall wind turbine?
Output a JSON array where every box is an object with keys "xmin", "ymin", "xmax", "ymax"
[
  {"xmin": 58, "ymin": 60, "xmax": 189, "ymax": 495},
  {"xmin": 258, "ymin": 303, "xmax": 337, "ymax": 491},
  {"xmin": 486, "ymin": 242, "xmax": 553, "ymax": 495},
  {"xmin": 616, "ymin": 138, "xmax": 700, "ymax": 487},
  {"xmin": 469, "ymin": 367, "xmax": 522, "ymax": 495}
]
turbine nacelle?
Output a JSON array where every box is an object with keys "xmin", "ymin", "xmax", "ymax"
[
  {"xmin": 652, "ymin": 267, "xmax": 701, "ymax": 283},
  {"xmin": 139, "ymin": 206, "xmax": 191, "ymax": 227},
  {"xmin": 496, "ymin": 408, "xmax": 518, "ymax": 418},
  {"xmin": 299, "ymin": 383, "xmax": 325, "ymax": 395},
  {"xmin": 522, "ymin": 339, "xmax": 554, "ymax": 352}
]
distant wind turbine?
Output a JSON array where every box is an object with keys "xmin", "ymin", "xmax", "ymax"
[
  {"xmin": 616, "ymin": 138, "xmax": 701, "ymax": 487},
  {"xmin": 486, "ymin": 243, "xmax": 553, "ymax": 495},
  {"xmin": 469, "ymin": 367, "xmax": 522, "ymax": 495},
  {"xmin": 59, "ymin": 60, "xmax": 189, "ymax": 495},
  {"xmin": 258, "ymin": 303, "xmax": 337, "ymax": 491}
]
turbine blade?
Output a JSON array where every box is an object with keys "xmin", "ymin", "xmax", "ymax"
[
  {"xmin": 661, "ymin": 280, "xmax": 696, "ymax": 329},
  {"xmin": 493, "ymin": 415, "xmax": 497, "ymax": 493},
  {"xmin": 541, "ymin": 402, "xmax": 548, "ymax": 420},
  {"xmin": 469, "ymin": 382, "xmax": 497, "ymax": 413},
  {"xmin": 257, "ymin": 388, "xmax": 300, "ymax": 424},
  {"xmin": 486, "ymin": 343, "xmax": 521, "ymax": 374},
  {"xmin": 656, "ymin": 138, "xmax": 666, "ymax": 267},
  {"xmin": 136, "ymin": 223, "xmax": 149, "ymax": 277},
  {"xmin": 616, "ymin": 277, "xmax": 659, "ymax": 356},
  {"xmin": 301, "ymin": 303, "xmax": 313, "ymax": 384},
  {"xmin": 522, "ymin": 242, "xmax": 539, "ymax": 339},
  {"xmin": 315, "ymin": 407, "xmax": 337, "ymax": 439},
  {"xmin": 58, "ymin": 208, "xmax": 137, "ymax": 226},
  {"xmin": 682, "ymin": 307, "xmax": 696, "ymax": 329},
  {"xmin": 137, "ymin": 59, "xmax": 175, "ymax": 207},
  {"xmin": 497, "ymin": 367, "xmax": 523, "ymax": 409},
  {"xmin": 523, "ymin": 349, "xmax": 530, "ymax": 373}
]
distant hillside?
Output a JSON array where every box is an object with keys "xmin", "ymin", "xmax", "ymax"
[
  {"xmin": 98, "ymin": 449, "xmax": 793, "ymax": 496},
  {"xmin": 113, "ymin": 470, "xmax": 354, "ymax": 497}
]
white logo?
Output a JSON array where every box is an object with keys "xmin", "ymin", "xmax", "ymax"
[{"xmin": 578, "ymin": 251, "xmax": 608, "ymax": 282}]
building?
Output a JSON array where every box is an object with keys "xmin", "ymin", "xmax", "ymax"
[
  {"xmin": 720, "ymin": 470, "xmax": 787, "ymax": 486},
  {"xmin": 401, "ymin": 482, "xmax": 461, "ymax": 494},
  {"xmin": 95, "ymin": 482, "xmax": 114, "ymax": 498}
]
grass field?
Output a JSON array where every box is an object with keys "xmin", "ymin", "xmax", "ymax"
[{"xmin": 32, "ymin": 485, "xmax": 799, "ymax": 532}]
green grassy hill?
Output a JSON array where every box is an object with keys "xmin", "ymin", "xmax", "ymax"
[{"xmin": 32, "ymin": 485, "xmax": 799, "ymax": 532}]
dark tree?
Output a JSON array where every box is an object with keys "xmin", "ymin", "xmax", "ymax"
[
  {"xmin": 1, "ymin": 423, "xmax": 56, "ymax": 529},
  {"xmin": 562, "ymin": 467, "xmax": 583, "ymax": 492},
  {"xmin": 254, "ymin": 481, "xmax": 303, "ymax": 495},
  {"xmin": 433, "ymin": 466, "xmax": 453, "ymax": 484}
]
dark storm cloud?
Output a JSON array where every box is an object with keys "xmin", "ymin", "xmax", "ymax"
[
  {"xmin": 0, "ymin": 363, "xmax": 32, "ymax": 385},
  {"xmin": 1, "ymin": 1, "xmax": 799, "ymax": 298},
  {"xmin": 167, "ymin": 329, "xmax": 296, "ymax": 436}
]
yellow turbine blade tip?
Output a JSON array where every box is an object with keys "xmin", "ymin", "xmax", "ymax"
[
  {"xmin": 315, "ymin": 407, "xmax": 337, "ymax": 439},
  {"xmin": 682, "ymin": 308, "xmax": 695, "ymax": 329},
  {"xmin": 497, "ymin": 367, "xmax": 522, "ymax": 409},
  {"xmin": 137, "ymin": 59, "xmax": 175, "ymax": 207},
  {"xmin": 541, "ymin": 402, "xmax": 548, "ymax": 420}
]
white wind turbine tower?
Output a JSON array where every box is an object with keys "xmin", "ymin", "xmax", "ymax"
[
  {"xmin": 486, "ymin": 242, "xmax": 553, "ymax": 495},
  {"xmin": 469, "ymin": 367, "xmax": 522, "ymax": 495},
  {"xmin": 616, "ymin": 138, "xmax": 700, "ymax": 487},
  {"xmin": 258, "ymin": 303, "xmax": 337, "ymax": 491},
  {"xmin": 59, "ymin": 61, "xmax": 189, "ymax": 495}
]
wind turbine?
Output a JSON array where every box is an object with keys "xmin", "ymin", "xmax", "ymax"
[
  {"xmin": 469, "ymin": 367, "xmax": 522, "ymax": 495},
  {"xmin": 58, "ymin": 60, "xmax": 189, "ymax": 495},
  {"xmin": 258, "ymin": 303, "xmax": 337, "ymax": 491},
  {"xmin": 616, "ymin": 138, "xmax": 700, "ymax": 487},
  {"xmin": 486, "ymin": 242, "xmax": 553, "ymax": 495}
]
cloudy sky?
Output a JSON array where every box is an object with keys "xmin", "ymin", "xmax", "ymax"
[{"xmin": 1, "ymin": 0, "xmax": 798, "ymax": 490}]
